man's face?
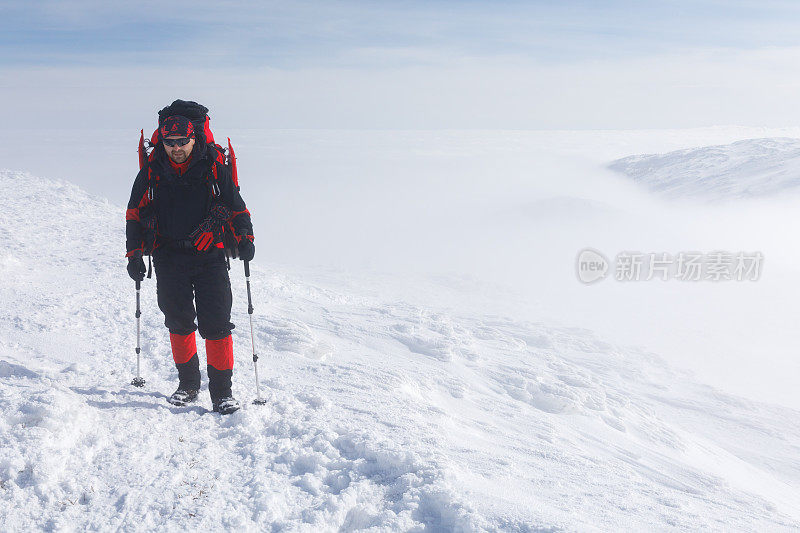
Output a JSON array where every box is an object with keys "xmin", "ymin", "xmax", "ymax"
[{"xmin": 163, "ymin": 135, "xmax": 195, "ymax": 164}]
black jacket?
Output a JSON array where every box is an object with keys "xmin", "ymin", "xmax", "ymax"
[{"xmin": 126, "ymin": 136, "xmax": 253, "ymax": 256}]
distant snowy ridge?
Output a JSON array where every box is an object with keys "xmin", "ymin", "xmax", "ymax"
[
  {"xmin": 609, "ymin": 137, "xmax": 800, "ymax": 200},
  {"xmin": 1, "ymin": 169, "xmax": 800, "ymax": 531}
]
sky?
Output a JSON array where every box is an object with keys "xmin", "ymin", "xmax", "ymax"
[{"xmin": 4, "ymin": 0, "xmax": 800, "ymax": 129}]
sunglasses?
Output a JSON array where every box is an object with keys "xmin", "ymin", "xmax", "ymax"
[{"xmin": 163, "ymin": 137, "xmax": 193, "ymax": 147}]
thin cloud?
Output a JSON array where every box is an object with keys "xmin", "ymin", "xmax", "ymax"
[{"xmin": 5, "ymin": 1, "xmax": 800, "ymax": 68}]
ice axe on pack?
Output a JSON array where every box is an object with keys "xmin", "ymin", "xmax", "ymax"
[
  {"xmin": 244, "ymin": 260, "xmax": 267, "ymax": 405},
  {"xmin": 131, "ymin": 280, "xmax": 146, "ymax": 387}
]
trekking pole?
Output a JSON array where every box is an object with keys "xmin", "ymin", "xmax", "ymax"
[
  {"xmin": 131, "ymin": 280, "xmax": 146, "ymax": 387},
  {"xmin": 245, "ymin": 260, "xmax": 267, "ymax": 405}
]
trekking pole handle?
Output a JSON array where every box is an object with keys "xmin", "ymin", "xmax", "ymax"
[
  {"xmin": 244, "ymin": 261, "xmax": 254, "ymax": 314},
  {"xmin": 135, "ymin": 280, "xmax": 141, "ymax": 318}
]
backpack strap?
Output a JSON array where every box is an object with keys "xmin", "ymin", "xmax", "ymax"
[
  {"xmin": 210, "ymin": 160, "xmax": 221, "ymax": 198},
  {"xmin": 147, "ymin": 167, "xmax": 159, "ymax": 201}
]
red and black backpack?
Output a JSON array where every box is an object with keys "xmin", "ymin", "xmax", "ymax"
[
  {"xmin": 138, "ymin": 99, "xmax": 239, "ymax": 194},
  {"xmin": 137, "ymin": 100, "xmax": 242, "ymax": 259}
]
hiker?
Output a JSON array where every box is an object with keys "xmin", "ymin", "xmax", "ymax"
[{"xmin": 125, "ymin": 100, "xmax": 255, "ymax": 415}]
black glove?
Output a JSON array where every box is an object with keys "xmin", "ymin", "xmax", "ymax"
[
  {"xmin": 127, "ymin": 256, "xmax": 146, "ymax": 281},
  {"xmin": 238, "ymin": 236, "xmax": 255, "ymax": 261}
]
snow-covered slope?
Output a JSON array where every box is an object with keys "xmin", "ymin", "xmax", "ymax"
[
  {"xmin": 608, "ymin": 137, "xmax": 800, "ymax": 201},
  {"xmin": 1, "ymin": 170, "xmax": 799, "ymax": 531}
]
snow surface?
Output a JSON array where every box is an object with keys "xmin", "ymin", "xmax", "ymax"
[
  {"xmin": 609, "ymin": 137, "xmax": 800, "ymax": 201},
  {"xmin": 1, "ymin": 169, "xmax": 800, "ymax": 531}
]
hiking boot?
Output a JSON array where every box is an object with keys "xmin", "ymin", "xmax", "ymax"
[
  {"xmin": 167, "ymin": 388, "xmax": 199, "ymax": 406},
  {"xmin": 212, "ymin": 396, "xmax": 240, "ymax": 415}
]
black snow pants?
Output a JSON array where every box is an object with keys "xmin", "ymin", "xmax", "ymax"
[{"xmin": 152, "ymin": 246, "xmax": 234, "ymax": 340}]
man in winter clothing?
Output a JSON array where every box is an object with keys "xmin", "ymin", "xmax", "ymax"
[{"xmin": 125, "ymin": 107, "xmax": 255, "ymax": 415}]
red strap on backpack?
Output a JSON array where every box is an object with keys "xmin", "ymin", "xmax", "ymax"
[
  {"xmin": 203, "ymin": 116, "xmax": 214, "ymax": 144},
  {"xmin": 138, "ymin": 130, "xmax": 147, "ymax": 170},
  {"xmin": 227, "ymin": 137, "xmax": 239, "ymax": 190}
]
